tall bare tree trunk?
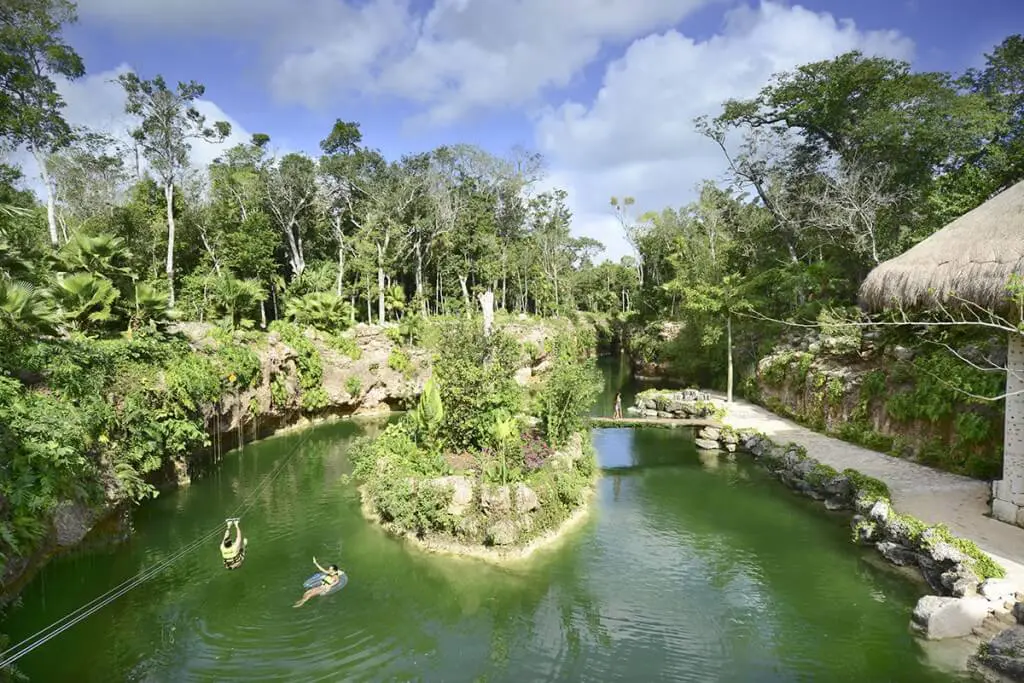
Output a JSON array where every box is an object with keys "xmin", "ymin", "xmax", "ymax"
[
  {"xmin": 479, "ymin": 289, "xmax": 494, "ymax": 337},
  {"xmin": 726, "ymin": 313, "xmax": 734, "ymax": 403},
  {"xmin": 458, "ymin": 275, "xmax": 470, "ymax": 318},
  {"xmin": 32, "ymin": 150, "xmax": 59, "ymax": 248},
  {"xmin": 164, "ymin": 181, "xmax": 177, "ymax": 307},
  {"xmin": 335, "ymin": 239, "xmax": 345, "ymax": 297},
  {"xmin": 377, "ymin": 270, "xmax": 386, "ymax": 324}
]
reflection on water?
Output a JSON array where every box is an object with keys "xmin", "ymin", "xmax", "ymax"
[{"xmin": 1, "ymin": 359, "xmax": 966, "ymax": 682}]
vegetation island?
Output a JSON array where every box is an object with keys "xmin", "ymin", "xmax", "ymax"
[{"xmin": 350, "ymin": 319, "xmax": 601, "ymax": 558}]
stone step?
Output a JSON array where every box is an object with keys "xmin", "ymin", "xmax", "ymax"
[{"xmin": 973, "ymin": 613, "xmax": 1019, "ymax": 641}]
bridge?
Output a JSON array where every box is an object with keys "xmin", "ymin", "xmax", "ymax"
[{"xmin": 589, "ymin": 416, "xmax": 722, "ymax": 429}]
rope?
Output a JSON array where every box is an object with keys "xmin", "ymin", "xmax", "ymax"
[{"xmin": 0, "ymin": 426, "xmax": 317, "ymax": 669}]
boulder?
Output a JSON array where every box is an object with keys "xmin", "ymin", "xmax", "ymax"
[
  {"xmin": 698, "ymin": 426, "xmax": 721, "ymax": 441},
  {"xmin": 975, "ymin": 625, "xmax": 1024, "ymax": 680},
  {"xmin": 695, "ymin": 438, "xmax": 720, "ymax": 451},
  {"xmin": 52, "ymin": 500, "xmax": 99, "ymax": 547},
  {"xmin": 513, "ymin": 367, "xmax": 532, "ymax": 386},
  {"xmin": 480, "ymin": 485, "xmax": 512, "ymax": 515},
  {"xmin": 943, "ymin": 567, "xmax": 981, "ymax": 598},
  {"xmin": 724, "ymin": 443, "xmax": 737, "ymax": 453},
  {"xmin": 876, "ymin": 541, "xmax": 921, "ymax": 567},
  {"xmin": 435, "ymin": 476, "xmax": 474, "ymax": 516},
  {"xmin": 912, "ymin": 595, "xmax": 992, "ymax": 640},
  {"xmin": 1014, "ymin": 602, "xmax": 1024, "ymax": 625},
  {"xmin": 486, "ymin": 520, "xmax": 517, "ymax": 546},
  {"xmin": 665, "ymin": 400, "xmax": 687, "ymax": 414},
  {"xmin": 513, "ymin": 483, "xmax": 540, "ymax": 513},
  {"xmin": 981, "ymin": 579, "xmax": 1018, "ymax": 605}
]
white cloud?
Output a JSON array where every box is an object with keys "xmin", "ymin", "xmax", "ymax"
[
  {"xmin": 10, "ymin": 64, "xmax": 252, "ymax": 198},
  {"xmin": 534, "ymin": 1, "xmax": 915, "ymax": 262},
  {"xmin": 77, "ymin": 0, "xmax": 718, "ymax": 124}
]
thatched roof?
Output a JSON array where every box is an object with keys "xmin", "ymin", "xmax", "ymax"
[{"xmin": 859, "ymin": 178, "xmax": 1024, "ymax": 312}]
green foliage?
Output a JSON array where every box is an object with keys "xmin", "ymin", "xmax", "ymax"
[
  {"xmin": 54, "ymin": 272, "xmax": 118, "ymax": 333},
  {"xmin": 268, "ymin": 320, "xmax": 326, "ymax": 413},
  {"xmin": 431, "ymin": 319, "xmax": 524, "ymax": 452},
  {"xmin": 409, "ymin": 376, "xmax": 444, "ymax": 452},
  {"xmin": 285, "ymin": 291, "xmax": 352, "ymax": 332},
  {"xmin": 387, "ymin": 347, "xmax": 411, "ymax": 375},
  {"xmin": 345, "ymin": 375, "xmax": 362, "ymax": 397},
  {"xmin": 537, "ymin": 334, "xmax": 602, "ymax": 447},
  {"xmin": 326, "ymin": 332, "xmax": 361, "ymax": 360}
]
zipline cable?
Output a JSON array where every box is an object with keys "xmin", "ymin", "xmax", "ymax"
[{"xmin": 0, "ymin": 425, "xmax": 320, "ymax": 669}]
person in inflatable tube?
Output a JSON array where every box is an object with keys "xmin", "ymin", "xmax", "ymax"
[
  {"xmin": 220, "ymin": 518, "xmax": 247, "ymax": 570},
  {"xmin": 294, "ymin": 556, "xmax": 343, "ymax": 607}
]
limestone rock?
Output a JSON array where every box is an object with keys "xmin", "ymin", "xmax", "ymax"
[
  {"xmin": 694, "ymin": 438, "xmax": 720, "ymax": 451},
  {"xmin": 486, "ymin": 520, "xmax": 517, "ymax": 546},
  {"xmin": 943, "ymin": 567, "xmax": 982, "ymax": 598},
  {"xmin": 480, "ymin": 485, "xmax": 512, "ymax": 515},
  {"xmin": 435, "ymin": 476, "xmax": 474, "ymax": 516},
  {"xmin": 724, "ymin": 443, "xmax": 737, "ymax": 453},
  {"xmin": 1014, "ymin": 602, "xmax": 1024, "ymax": 625},
  {"xmin": 513, "ymin": 483, "xmax": 540, "ymax": 513},
  {"xmin": 698, "ymin": 426, "xmax": 721, "ymax": 441},
  {"xmin": 912, "ymin": 595, "xmax": 992, "ymax": 640},
  {"xmin": 975, "ymin": 626, "xmax": 1024, "ymax": 680},
  {"xmin": 877, "ymin": 541, "xmax": 921, "ymax": 567},
  {"xmin": 52, "ymin": 500, "xmax": 99, "ymax": 547},
  {"xmin": 851, "ymin": 515, "xmax": 878, "ymax": 544},
  {"xmin": 513, "ymin": 367, "xmax": 532, "ymax": 386},
  {"xmin": 823, "ymin": 496, "xmax": 848, "ymax": 511},
  {"xmin": 981, "ymin": 579, "xmax": 1019, "ymax": 605}
]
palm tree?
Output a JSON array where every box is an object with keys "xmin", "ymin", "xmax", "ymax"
[
  {"xmin": 0, "ymin": 280, "xmax": 62, "ymax": 335},
  {"xmin": 384, "ymin": 284, "xmax": 405, "ymax": 321},
  {"xmin": 54, "ymin": 272, "xmax": 119, "ymax": 334},
  {"xmin": 284, "ymin": 291, "xmax": 352, "ymax": 332},
  {"xmin": 211, "ymin": 273, "xmax": 265, "ymax": 330},
  {"xmin": 127, "ymin": 281, "xmax": 171, "ymax": 332}
]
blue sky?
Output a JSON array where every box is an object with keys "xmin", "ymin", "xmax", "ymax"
[{"xmin": 38, "ymin": 0, "xmax": 1024, "ymax": 260}]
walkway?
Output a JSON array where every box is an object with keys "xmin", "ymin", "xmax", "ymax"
[{"xmin": 708, "ymin": 395, "xmax": 1024, "ymax": 590}]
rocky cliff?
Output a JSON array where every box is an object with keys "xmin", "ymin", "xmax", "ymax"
[
  {"xmin": 9, "ymin": 316, "xmax": 592, "ymax": 593},
  {"xmin": 748, "ymin": 329, "xmax": 1005, "ymax": 481}
]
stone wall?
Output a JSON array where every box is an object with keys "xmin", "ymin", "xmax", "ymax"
[
  {"xmin": 628, "ymin": 389, "xmax": 718, "ymax": 419},
  {"xmin": 751, "ymin": 341, "xmax": 1005, "ymax": 484},
  {"xmin": 695, "ymin": 427, "xmax": 1018, "ymax": 643}
]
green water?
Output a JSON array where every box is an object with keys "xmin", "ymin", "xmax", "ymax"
[{"xmin": 3, "ymin": 357, "xmax": 966, "ymax": 682}]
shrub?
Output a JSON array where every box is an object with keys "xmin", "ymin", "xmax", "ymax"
[{"xmin": 537, "ymin": 333, "xmax": 602, "ymax": 447}]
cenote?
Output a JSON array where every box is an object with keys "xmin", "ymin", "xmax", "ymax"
[{"xmin": 3, "ymin": 358, "xmax": 967, "ymax": 682}]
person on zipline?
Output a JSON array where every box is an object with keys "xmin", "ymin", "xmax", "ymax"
[
  {"xmin": 220, "ymin": 518, "xmax": 247, "ymax": 570},
  {"xmin": 294, "ymin": 557, "xmax": 342, "ymax": 608}
]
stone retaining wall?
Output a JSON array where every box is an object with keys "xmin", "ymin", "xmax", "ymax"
[{"xmin": 694, "ymin": 426, "xmax": 1020, "ymax": 645}]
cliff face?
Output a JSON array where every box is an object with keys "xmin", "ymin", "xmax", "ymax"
[
  {"xmin": 749, "ymin": 330, "xmax": 1004, "ymax": 481},
  {"xmin": 7, "ymin": 316, "xmax": 593, "ymax": 594}
]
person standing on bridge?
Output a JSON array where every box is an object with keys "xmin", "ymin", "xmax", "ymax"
[{"xmin": 613, "ymin": 393, "xmax": 622, "ymax": 419}]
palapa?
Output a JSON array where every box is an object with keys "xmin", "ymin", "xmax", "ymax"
[
  {"xmin": 859, "ymin": 178, "xmax": 1024, "ymax": 314},
  {"xmin": 858, "ymin": 177, "xmax": 1024, "ymax": 528}
]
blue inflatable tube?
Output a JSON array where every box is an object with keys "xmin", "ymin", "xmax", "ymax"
[{"xmin": 303, "ymin": 571, "xmax": 348, "ymax": 594}]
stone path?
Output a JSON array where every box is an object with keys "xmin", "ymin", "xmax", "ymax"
[{"xmin": 709, "ymin": 394, "xmax": 1024, "ymax": 590}]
